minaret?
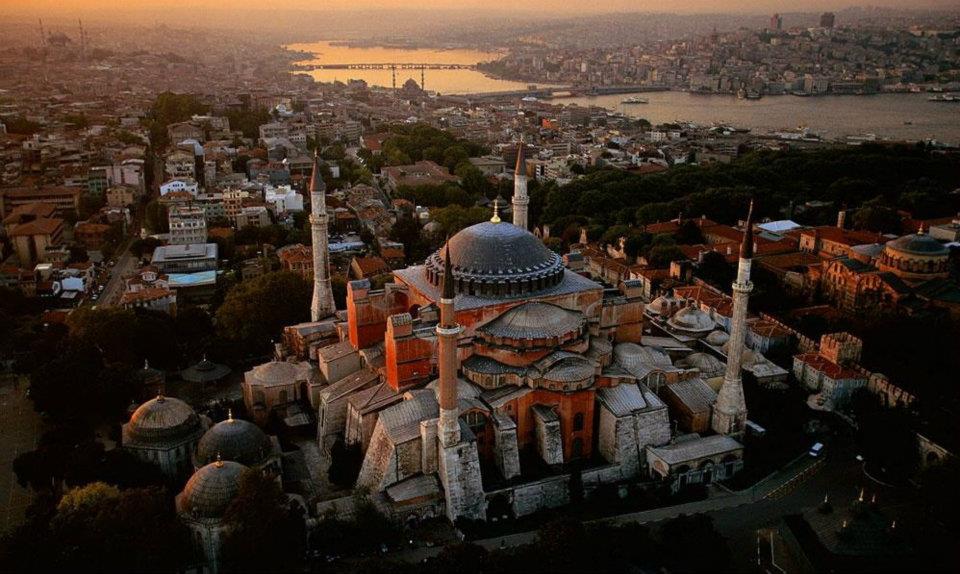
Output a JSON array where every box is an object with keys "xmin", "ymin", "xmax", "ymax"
[
  {"xmin": 712, "ymin": 201, "xmax": 754, "ymax": 436},
  {"xmin": 437, "ymin": 245, "xmax": 461, "ymax": 448},
  {"xmin": 310, "ymin": 152, "xmax": 335, "ymax": 322},
  {"xmin": 511, "ymin": 138, "xmax": 529, "ymax": 230}
]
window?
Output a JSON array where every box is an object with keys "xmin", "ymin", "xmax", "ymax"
[
  {"xmin": 573, "ymin": 412, "xmax": 584, "ymax": 432},
  {"xmin": 464, "ymin": 410, "xmax": 485, "ymax": 429}
]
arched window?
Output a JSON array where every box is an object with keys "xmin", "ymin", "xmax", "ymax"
[{"xmin": 573, "ymin": 412, "xmax": 584, "ymax": 432}]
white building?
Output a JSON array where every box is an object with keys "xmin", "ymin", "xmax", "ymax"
[
  {"xmin": 161, "ymin": 178, "xmax": 200, "ymax": 197},
  {"xmin": 264, "ymin": 185, "xmax": 304, "ymax": 214}
]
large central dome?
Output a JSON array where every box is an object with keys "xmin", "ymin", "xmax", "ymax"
[{"xmin": 424, "ymin": 221, "xmax": 565, "ymax": 298}]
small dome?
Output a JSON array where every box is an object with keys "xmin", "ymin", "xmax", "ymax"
[
  {"xmin": 178, "ymin": 460, "xmax": 247, "ymax": 518},
  {"xmin": 196, "ymin": 416, "xmax": 272, "ymax": 467},
  {"xmin": 676, "ymin": 352, "xmax": 726, "ymax": 378},
  {"xmin": 668, "ymin": 306, "xmax": 716, "ymax": 333},
  {"xmin": 885, "ymin": 232, "xmax": 949, "ymax": 256},
  {"xmin": 247, "ymin": 360, "xmax": 314, "ymax": 387},
  {"xmin": 614, "ymin": 343, "xmax": 672, "ymax": 370},
  {"xmin": 706, "ymin": 330, "xmax": 730, "ymax": 346},
  {"xmin": 127, "ymin": 395, "xmax": 202, "ymax": 442},
  {"xmin": 647, "ymin": 294, "xmax": 680, "ymax": 316},
  {"xmin": 179, "ymin": 460, "xmax": 248, "ymax": 519}
]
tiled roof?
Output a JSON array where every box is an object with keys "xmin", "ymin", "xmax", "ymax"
[{"xmin": 794, "ymin": 353, "xmax": 865, "ymax": 381}]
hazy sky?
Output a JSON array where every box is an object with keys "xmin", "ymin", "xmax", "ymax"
[{"xmin": 6, "ymin": 0, "xmax": 959, "ymax": 15}]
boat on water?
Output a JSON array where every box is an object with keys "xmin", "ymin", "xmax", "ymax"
[
  {"xmin": 622, "ymin": 96, "xmax": 649, "ymax": 104},
  {"xmin": 928, "ymin": 94, "xmax": 960, "ymax": 103}
]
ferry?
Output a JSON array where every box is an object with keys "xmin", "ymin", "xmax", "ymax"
[
  {"xmin": 621, "ymin": 96, "xmax": 649, "ymax": 104},
  {"xmin": 929, "ymin": 94, "xmax": 960, "ymax": 103}
]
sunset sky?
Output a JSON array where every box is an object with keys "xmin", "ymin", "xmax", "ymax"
[{"xmin": 6, "ymin": 0, "xmax": 959, "ymax": 15}]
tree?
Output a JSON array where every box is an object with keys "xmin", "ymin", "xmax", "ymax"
[
  {"xmin": 220, "ymin": 470, "xmax": 305, "ymax": 574},
  {"xmin": 647, "ymin": 244, "xmax": 686, "ymax": 267},
  {"xmin": 696, "ymin": 250, "xmax": 734, "ymax": 288},
  {"xmin": 215, "ymin": 272, "xmax": 311, "ymax": 357},
  {"xmin": 389, "ymin": 212, "xmax": 431, "ymax": 263},
  {"xmin": 0, "ymin": 482, "xmax": 193, "ymax": 573},
  {"xmin": 852, "ymin": 197, "xmax": 902, "ymax": 233},
  {"xmin": 144, "ymin": 199, "xmax": 169, "ymax": 233}
]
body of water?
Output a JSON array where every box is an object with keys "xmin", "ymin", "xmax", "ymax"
[
  {"xmin": 288, "ymin": 41, "xmax": 541, "ymax": 95},
  {"xmin": 563, "ymin": 91, "xmax": 960, "ymax": 144},
  {"xmin": 289, "ymin": 41, "xmax": 960, "ymax": 142}
]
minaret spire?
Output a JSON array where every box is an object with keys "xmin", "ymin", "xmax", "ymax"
[
  {"xmin": 712, "ymin": 200, "xmax": 753, "ymax": 436},
  {"xmin": 511, "ymin": 135, "xmax": 529, "ymax": 230},
  {"xmin": 310, "ymin": 151, "xmax": 335, "ymax": 321},
  {"xmin": 437, "ymin": 242, "xmax": 461, "ymax": 448}
]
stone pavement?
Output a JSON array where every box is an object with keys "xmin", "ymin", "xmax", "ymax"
[{"xmin": 0, "ymin": 376, "xmax": 42, "ymax": 534}]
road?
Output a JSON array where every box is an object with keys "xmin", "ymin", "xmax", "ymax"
[
  {"xmin": 394, "ymin": 434, "xmax": 866, "ymax": 567},
  {"xmin": 97, "ymin": 243, "xmax": 137, "ymax": 308}
]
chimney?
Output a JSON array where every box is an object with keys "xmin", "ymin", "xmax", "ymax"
[{"xmin": 837, "ymin": 209, "xmax": 847, "ymax": 230}]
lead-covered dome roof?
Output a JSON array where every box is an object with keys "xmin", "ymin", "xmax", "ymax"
[
  {"xmin": 478, "ymin": 302, "xmax": 586, "ymax": 341},
  {"xmin": 127, "ymin": 395, "xmax": 202, "ymax": 444},
  {"xmin": 424, "ymin": 221, "xmax": 565, "ymax": 297},
  {"xmin": 179, "ymin": 460, "xmax": 247, "ymax": 519},
  {"xmin": 885, "ymin": 232, "xmax": 949, "ymax": 256},
  {"xmin": 196, "ymin": 416, "xmax": 272, "ymax": 467}
]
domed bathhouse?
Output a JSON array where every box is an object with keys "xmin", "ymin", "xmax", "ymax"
[
  {"xmin": 176, "ymin": 458, "xmax": 248, "ymax": 572},
  {"xmin": 194, "ymin": 411, "xmax": 281, "ymax": 474},
  {"xmin": 122, "ymin": 394, "xmax": 210, "ymax": 480}
]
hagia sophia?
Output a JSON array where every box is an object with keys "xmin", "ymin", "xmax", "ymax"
[
  {"xmin": 115, "ymin": 150, "xmax": 764, "ymax": 568},
  {"xmin": 117, "ymin": 150, "xmax": 958, "ymax": 570}
]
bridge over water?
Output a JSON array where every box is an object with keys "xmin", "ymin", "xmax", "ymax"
[{"xmin": 306, "ymin": 63, "xmax": 476, "ymax": 70}]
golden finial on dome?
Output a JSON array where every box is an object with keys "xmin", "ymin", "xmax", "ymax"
[
  {"xmin": 490, "ymin": 195, "xmax": 502, "ymax": 224},
  {"xmin": 215, "ymin": 453, "xmax": 223, "ymax": 468},
  {"xmin": 156, "ymin": 391, "xmax": 165, "ymax": 402},
  {"xmin": 918, "ymin": 223, "xmax": 926, "ymax": 235},
  {"xmin": 227, "ymin": 408, "xmax": 234, "ymax": 422}
]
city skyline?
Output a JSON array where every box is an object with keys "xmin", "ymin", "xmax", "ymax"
[{"xmin": 6, "ymin": 0, "xmax": 960, "ymax": 17}]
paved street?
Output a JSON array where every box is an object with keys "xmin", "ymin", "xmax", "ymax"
[
  {"xmin": 98, "ymin": 244, "xmax": 137, "ymax": 308},
  {"xmin": 393, "ymin": 434, "xmax": 865, "ymax": 567},
  {"xmin": 0, "ymin": 376, "xmax": 42, "ymax": 535}
]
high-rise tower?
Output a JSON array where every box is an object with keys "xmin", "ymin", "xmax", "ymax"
[
  {"xmin": 712, "ymin": 201, "xmax": 754, "ymax": 436},
  {"xmin": 511, "ymin": 138, "xmax": 529, "ymax": 230},
  {"xmin": 437, "ymin": 245, "xmax": 461, "ymax": 447},
  {"xmin": 310, "ymin": 152, "xmax": 335, "ymax": 322}
]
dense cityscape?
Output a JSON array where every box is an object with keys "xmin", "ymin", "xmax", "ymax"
[{"xmin": 0, "ymin": 3, "xmax": 959, "ymax": 573}]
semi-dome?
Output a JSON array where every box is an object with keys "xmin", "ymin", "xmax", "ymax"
[
  {"xmin": 127, "ymin": 395, "xmax": 203, "ymax": 443},
  {"xmin": 478, "ymin": 302, "xmax": 586, "ymax": 342},
  {"xmin": 178, "ymin": 459, "xmax": 247, "ymax": 519},
  {"xmin": 424, "ymin": 221, "xmax": 565, "ymax": 298},
  {"xmin": 195, "ymin": 415, "xmax": 272, "ymax": 467}
]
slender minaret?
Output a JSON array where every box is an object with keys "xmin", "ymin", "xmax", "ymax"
[
  {"xmin": 437, "ymin": 244, "xmax": 462, "ymax": 448},
  {"xmin": 310, "ymin": 152, "xmax": 335, "ymax": 322},
  {"xmin": 511, "ymin": 138, "xmax": 529, "ymax": 230},
  {"xmin": 712, "ymin": 201, "xmax": 754, "ymax": 436}
]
